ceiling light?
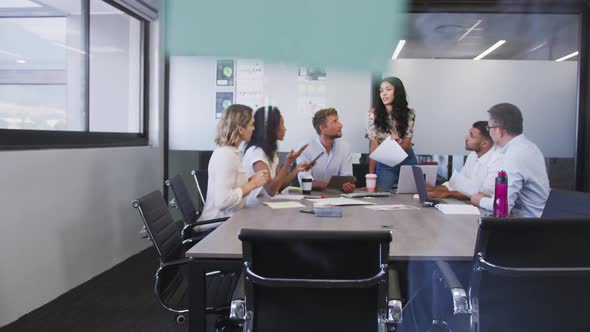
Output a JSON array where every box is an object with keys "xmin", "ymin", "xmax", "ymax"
[
  {"xmin": 391, "ymin": 40, "xmax": 406, "ymax": 60},
  {"xmin": 555, "ymin": 51, "xmax": 579, "ymax": 62},
  {"xmin": 528, "ymin": 42, "xmax": 546, "ymax": 53},
  {"xmin": 458, "ymin": 20, "xmax": 482, "ymax": 42},
  {"xmin": 473, "ymin": 40, "xmax": 506, "ymax": 61},
  {"xmin": 16, "ymin": 59, "xmax": 26, "ymax": 64}
]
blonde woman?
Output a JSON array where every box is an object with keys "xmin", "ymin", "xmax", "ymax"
[{"xmin": 199, "ymin": 104, "xmax": 270, "ymax": 221}]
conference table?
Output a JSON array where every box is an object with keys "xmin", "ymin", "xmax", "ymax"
[{"xmin": 185, "ymin": 193, "xmax": 482, "ymax": 331}]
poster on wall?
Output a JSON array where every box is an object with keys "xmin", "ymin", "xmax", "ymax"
[
  {"xmin": 298, "ymin": 66, "xmax": 327, "ymax": 82},
  {"xmin": 216, "ymin": 59, "xmax": 235, "ymax": 86},
  {"xmin": 215, "ymin": 92, "xmax": 234, "ymax": 119},
  {"xmin": 236, "ymin": 59, "xmax": 265, "ymax": 109},
  {"xmin": 297, "ymin": 66, "xmax": 328, "ymax": 115}
]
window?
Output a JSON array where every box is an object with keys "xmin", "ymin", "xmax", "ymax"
[{"xmin": 0, "ymin": 0, "xmax": 149, "ymax": 149}]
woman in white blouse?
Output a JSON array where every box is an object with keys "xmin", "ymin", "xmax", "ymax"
[
  {"xmin": 242, "ymin": 106, "xmax": 310, "ymax": 206},
  {"xmin": 199, "ymin": 104, "xmax": 270, "ymax": 220}
]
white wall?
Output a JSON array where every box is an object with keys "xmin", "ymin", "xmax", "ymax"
[
  {"xmin": 170, "ymin": 57, "xmax": 577, "ymax": 159},
  {"xmin": 386, "ymin": 59, "xmax": 578, "ymax": 158},
  {"xmin": 0, "ymin": 16, "xmax": 164, "ymax": 328},
  {"xmin": 169, "ymin": 57, "xmax": 372, "ymax": 154}
]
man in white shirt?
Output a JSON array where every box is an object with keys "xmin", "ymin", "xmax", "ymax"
[
  {"xmin": 297, "ymin": 108, "xmax": 356, "ymax": 193},
  {"xmin": 471, "ymin": 103, "xmax": 550, "ymax": 217},
  {"xmin": 428, "ymin": 121, "xmax": 501, "ymax": 200}
]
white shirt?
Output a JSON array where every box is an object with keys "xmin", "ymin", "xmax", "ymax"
[
  {"xmin": 200, "ymin": 146, "xmax": 248, "ymax": 221},
  {"xmin": 444, "ymin": 148, "xmax": 502, "ymax": 196},
  {"xmin": 297, "ymin": 137, "xmax": 353, "ymax": 184},
  {"xmin": 479, "ymin": 135, "xmax": 550, "ymax": 217},
  {"xmin": 242, "ymin": 146, "xmax": 278, "ymax": 207}
]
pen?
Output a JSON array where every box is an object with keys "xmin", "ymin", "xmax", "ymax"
[{"xmin": 305, "ymin": 195, "xmax": 326, "ymax": 199}]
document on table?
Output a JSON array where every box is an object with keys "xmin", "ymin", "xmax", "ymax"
[
  {"xmin": 263, "ymin": 201, "xmax": 306, "ymax": 209},
  {"xmin": 448, "ymin": 169, "xmax": 479, "ymax": 196},
  {"xmin": 269, "ymin": 194, "xmax": 305, "ymax": 201},
  {"xmin": 435, "ymin": 204, "xmax": 481, "ymax": 215},
  {"xmin": 364, "ymin": 205, "xmax": 419, "ymax": 211},
  {"xmin": 306, "ymin": 197, "xmax": 375, "ymax": 206},
  {"xmin": 369, "ymin": 137, "xmax": 408, "ymax": 167}
]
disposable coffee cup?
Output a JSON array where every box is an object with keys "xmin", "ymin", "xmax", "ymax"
[
  {"xmin": 366, "ymin": 174, "xmax": 377, "ymax": 192},
  {"xmin": 301, "ymin": 175, "xmax": 313, "ymax": 195}
]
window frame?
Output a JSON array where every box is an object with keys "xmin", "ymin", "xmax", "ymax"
[{"xmin": 0, "ymin": 0, "xmax": 150, "ymax": 150}]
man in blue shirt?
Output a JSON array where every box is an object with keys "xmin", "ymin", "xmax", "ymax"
[
  {"xmin": 471, "ymin": 103, "xmax": 550, "ymax": 217},
  {"xmin": 297, "ymin": 108, "xmax": 356, "ymax": 193}
]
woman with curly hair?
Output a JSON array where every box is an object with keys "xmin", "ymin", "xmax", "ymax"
[
  {"xmin": 367, "ymin": 76, "xmax": 418, "ymax": 191},
  {"xmin": 242, "ymin": 106, "xmax": 310, "ymax": 206}
]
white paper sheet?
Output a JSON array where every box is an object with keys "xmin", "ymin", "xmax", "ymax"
[
  {"xmin": 448, "ymin": 168, "xmax": 479, "ymax": 196},
  {"xmin": 435, "ymin": 204, "xmax": 481, "ymax": 215},
  {"xmin": 369, "ymin": 137, "xmax": 408, "ymax": 167},
  {"xmin": 263, "ymin": 201, "xmax": 306, "ymax": 209},
  {"xmin": 306, "ymin": 197, "xmax": 375, "ymax": 206},
  {"xmin": 269, "ymin": 194, "xmax": 305, "ymax": 201},
  {"xmin": 364, "ymin": 205, "xmax": 419, "ymax": 211}
]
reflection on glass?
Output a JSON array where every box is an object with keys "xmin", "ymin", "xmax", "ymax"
[{"xmin": 89, "ymin": 0, "xmax": 142, "ymax": 133}]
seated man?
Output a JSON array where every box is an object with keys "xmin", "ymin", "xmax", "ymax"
[
  {"xmin": 428, "ymin": 121, "xmax": 501, "ymax": 200},
  {"xmin": 297, "ymin": 108, "xmax": 356, "ymax": 193},
  {"xmin": 471, "ymin": 103, "xmax": 550, "ymax": 217}
]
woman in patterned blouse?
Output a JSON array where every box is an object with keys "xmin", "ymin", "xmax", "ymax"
[{"xmin": 367, "ymin": 76, "xmax": 417, "ymax": 191}]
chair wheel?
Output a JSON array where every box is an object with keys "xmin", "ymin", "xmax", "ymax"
[{"xmin": 175, "ymin": 314, "xmax": 186, "ymax": 324}]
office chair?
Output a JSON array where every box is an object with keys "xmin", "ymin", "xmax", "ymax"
[
  {"xmin": 431, "ymin": 217, "xmax": 590, "ymax": 332},
  {"xmin": 541, "ymin": 189, "xmax": 590, "ymax": 217},
  {"xmin": 132, "ymin": 190, "xmax": 240, "ymax": 326},
  {"xmin": 230, "ymin": 229, "xmax": 403, "ymax": 332},
  {"xmin": 191, "ymin": 169, "xmax": 209, "ymax": 203},
  {"xmin": 166, "ymin": 174, "xmax": 228, "ymax": 240}
]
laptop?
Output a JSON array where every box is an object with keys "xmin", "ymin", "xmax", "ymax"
[
  {"xmin": 412, "ymin": 166, "xmax": 440, "ymax": 207},
  {"xmin": 396, "ymin": 165, "xmax": 438, "ymax": 194}
]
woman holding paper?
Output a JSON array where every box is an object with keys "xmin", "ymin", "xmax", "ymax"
[
  {"xmin": 242, "ymin": 106, "xmax": 311, "ymax": 206},
  {"xmin": 200, "ymin": 104, "xmax": 270, "ymax": 221},
  {"xmin": 367, "ymin": 76, "xmax": 418, "ymax": 191}
]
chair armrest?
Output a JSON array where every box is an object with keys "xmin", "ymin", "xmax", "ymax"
[
  {"xmin": 433, "ymin": 261, "xmax": 470, "ymax": 315},
  {"xmin": 160, "ymin": 258, "xmax": 190, "ymax": 270},
  {"xmin": 230, "ymin": 274, "xmax": 246, "ymax": 321},
  {"xmin": 189, "ymin": 217, "xmax": 230, "ymax": 227},
  {"xmin": 387, "ymin": 269, "xmax": 403, "ymax": 324}
]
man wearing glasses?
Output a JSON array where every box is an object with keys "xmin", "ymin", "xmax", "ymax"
[
  {"xmin": 428, "ymin": 121, "xmax": 501, "ymax": 200},
  {"xmin": 471, "ymin": 103, "xmax": 550, "ymax": 217}
]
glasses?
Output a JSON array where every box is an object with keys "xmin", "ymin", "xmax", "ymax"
[{"xmin": 486, "ymin": 125, "xmax": 501, "ymax": 131}]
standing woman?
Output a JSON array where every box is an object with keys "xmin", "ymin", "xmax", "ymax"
[
  {"xmin": 200, "ymin": 104, "xmax": 269, "ymax": 221},
  {"xmin": 367, "ymin": 76, "xmax": 417, "ymax": 191},
  {"xmin": 242, "ymin": 106, "xmax": 310, "ymax": 206}
]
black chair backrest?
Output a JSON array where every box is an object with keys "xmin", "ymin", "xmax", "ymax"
[
  {"xmin": 168, "ymin": 174, "xmax": 199, "ymax": 224},
  {"xmin": 541, "ymin": 189, "xmax": 590, "ymax": 217},
  {"xmin": 239, "ymin": 229, "xmax": 392, "ymax": 332},
  {"xmin": 191, "ymin": 169, "xmax": 208, "ymax": 204},
  {"xmin": 132, "ymin": 190, "xmax": 181, "ymax": 262},
  {"xmin": 471, "ymin": 217, "xmax": 590, "ymax": 332}
]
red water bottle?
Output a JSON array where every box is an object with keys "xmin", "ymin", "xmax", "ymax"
[{"xmin": 493, "ymin": 170, "xmax": 508, "ymax": 217}]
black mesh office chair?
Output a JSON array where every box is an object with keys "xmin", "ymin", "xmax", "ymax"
[
  {"xmin": 431, "ymin": 217, "xmax": 590, "ymax": 332},
  {"xmin": 132, "ymin": 190, "xmax": 240, "ymax": 327},
  {"xmin": 541, "ymin": 189, "xmax": 590, "ymax": 217},
  {"xmin": 166, "ymin": 174, "xmax": 228, "ymax": 240},
  {"xmin": 230, "ymin": 229, "xmax": 403, "ymax": 332}
]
